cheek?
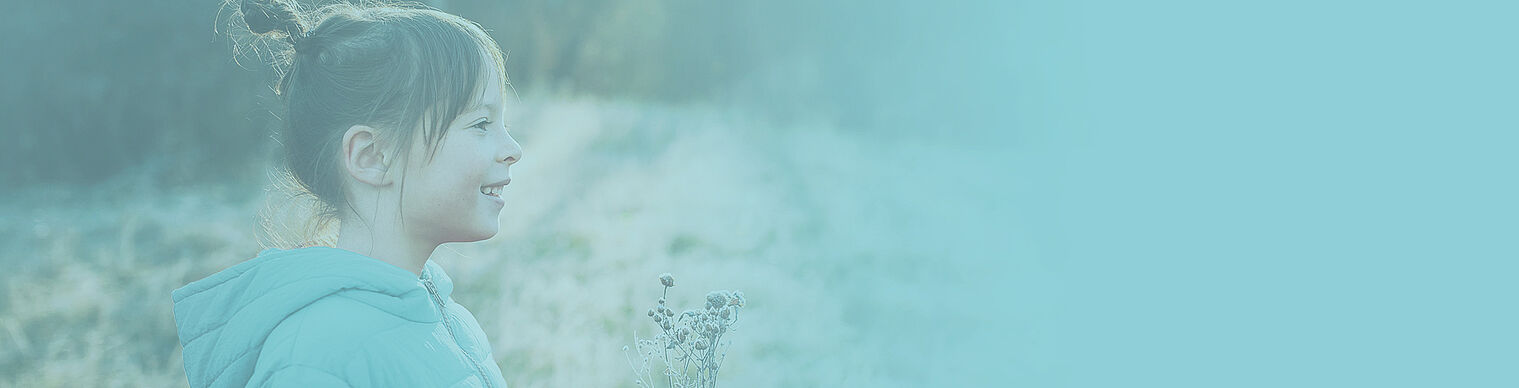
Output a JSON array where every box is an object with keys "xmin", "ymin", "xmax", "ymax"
[
  {"xmin": 407, "ymin": 139, "xmax": 492, "ymax": 207},
  {"xmin": 436, "ymin": 151, "xmax": 488, "ymax": 198}
]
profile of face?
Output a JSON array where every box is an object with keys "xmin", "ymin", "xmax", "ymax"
[{"xmin": 395, "ymin": 63, "xmax": 521, "ymax": 244}]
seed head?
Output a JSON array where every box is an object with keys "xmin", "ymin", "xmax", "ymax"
[
  {"xmin": 706, "ymin": 291, "xmax": 729, "ymax": 310},
  {"xmin": 659, "ymin": 273, "xmax": 675, "ymax": 288}
]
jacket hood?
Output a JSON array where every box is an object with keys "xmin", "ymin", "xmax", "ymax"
[{"xmin": 171, "ymin": 246, "xmax": 454, "ymax": 388}]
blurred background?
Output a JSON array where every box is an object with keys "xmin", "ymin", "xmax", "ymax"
[
  {"xmin": 1, "ymin": 0, "xmax": 1033, "ymax": 386},
  {"xmin": 3, "ymin": 0, "xmax": 1517, "ymax": 387}
]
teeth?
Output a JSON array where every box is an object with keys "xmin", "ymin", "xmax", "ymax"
[{"xmin": 480, "ymin": 185, "xmax": 502, "ymax": 196}]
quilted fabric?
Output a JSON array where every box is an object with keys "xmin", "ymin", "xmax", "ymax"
[{"xmin": 171, "ymin": 246, "xmax": 508, "ymax": 387}]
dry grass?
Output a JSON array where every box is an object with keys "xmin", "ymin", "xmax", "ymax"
[{"xmin": 0, "ymin": 99, "xmax": 1029, "ymax": 387}]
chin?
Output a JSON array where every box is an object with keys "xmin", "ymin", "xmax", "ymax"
[
  {"xmin": 466, "ymin": 224, "xmax": 500, "ymax": 242},
  {"xmin": 443, "ymin": 225, "xmax": 499, "ymax": 243}
]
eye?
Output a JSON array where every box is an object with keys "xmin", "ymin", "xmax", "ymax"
[{"xmin": 470, "ymin": 119, "xmax": 492, "ymax": 131}]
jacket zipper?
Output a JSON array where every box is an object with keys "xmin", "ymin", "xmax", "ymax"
[{"xmin": 422, "ymin": 273, "xmax": 492, "ymax": 388}]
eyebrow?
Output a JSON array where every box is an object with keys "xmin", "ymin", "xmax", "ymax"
[
  {"xmin": 462, "ymin": 99, "xmax": 499, "ymax": 117},
  {"xmin": 467, "ymin": 93, "xmax": 501, "ymax": 114}
]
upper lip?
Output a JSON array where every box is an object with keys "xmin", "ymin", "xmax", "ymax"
[{"xmin": 483, "ymin": 178, "xmax": 511, "ymax": 187}]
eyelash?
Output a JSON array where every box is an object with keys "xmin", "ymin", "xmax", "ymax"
[{"xmin": 470, "ymin": 120, "xmax": 492, "ymax": 130}]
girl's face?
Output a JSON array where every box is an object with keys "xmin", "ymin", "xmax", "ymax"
[{"xmin": 396, "ymin": 66, "xmax": 521, "ymax": 244}]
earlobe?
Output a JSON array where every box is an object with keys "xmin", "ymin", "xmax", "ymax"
[{"xmin": 342, "ymin": 125, "xmax": 394, "ymax": 187}]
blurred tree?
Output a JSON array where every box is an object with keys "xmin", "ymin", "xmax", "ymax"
[
  {"xmin": 2, "ymin": 0, "xmax": 275, "ymax": 188},
  {"xmin": 3, "ymin": 0, "xmax": 1003, "ymax": 188}
]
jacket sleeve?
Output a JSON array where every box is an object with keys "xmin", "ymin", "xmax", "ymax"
[{"xmin": 256, "ymin": 364, "xmax": 353, "ymax": 387}]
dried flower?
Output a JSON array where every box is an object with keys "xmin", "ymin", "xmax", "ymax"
[
  {"xmin": 626, "ymin": 273, "xmax": 746, "ymax": 388},
  {"xmin": 705, "ymin": 291, "xmax": 729, "ymax": 310}
]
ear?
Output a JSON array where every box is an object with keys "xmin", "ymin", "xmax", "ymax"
[{"xmin": 341, "ymin": 125, "xmax": 394, "ymax": 187}]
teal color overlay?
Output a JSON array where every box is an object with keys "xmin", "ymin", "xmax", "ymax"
[{"xmin": 952, "ymin": 0, "xmax": 1519, "ymax": 386}]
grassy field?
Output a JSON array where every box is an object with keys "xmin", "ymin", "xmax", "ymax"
[{"xmin": 0, "ymin": 99, "xmax": 1036, "ymax": 387}]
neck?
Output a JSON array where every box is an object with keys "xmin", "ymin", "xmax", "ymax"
[{"xmin": 335, "ymin": 217, "xmax": 436, "ymax": 277}]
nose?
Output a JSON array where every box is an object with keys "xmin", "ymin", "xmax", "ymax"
[{"xmin": 497, "ymin": 131, "xmax": 522, "ymax": 165}]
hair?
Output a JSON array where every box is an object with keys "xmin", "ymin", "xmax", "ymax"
[{"xmin": 233, "ymin": 0, "xmax": 508, "ymax": 248}]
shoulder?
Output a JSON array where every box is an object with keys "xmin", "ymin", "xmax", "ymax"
[
  {"xmin": 254, "ymin": 292, "xmax": 457, "ymax": 383},
  {"xmin": 257, "ymin": 293, "xmax": 492, "ymax": 386},
  {"xmin": 261, "ymin": 292, "xmax": 432, "ymax": 362}
]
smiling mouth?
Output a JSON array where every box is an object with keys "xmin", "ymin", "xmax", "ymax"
[{"xmin": 480, "ymin": 184, "xmax": 504, "ymax": 197}]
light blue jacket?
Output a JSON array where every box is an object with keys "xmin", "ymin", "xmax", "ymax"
[{"xmin": 172, "ymin": 246, "xmax": 509, "ymax": 387}]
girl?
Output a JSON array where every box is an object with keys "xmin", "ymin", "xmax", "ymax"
[{"xmin": 171, "ymin": 1, "xmax": 521, "ymax": 386}]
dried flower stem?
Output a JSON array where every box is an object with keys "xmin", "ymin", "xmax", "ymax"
[{"xmin": 626, "ymin": 273, "xmax": 745, "ymax": 388}]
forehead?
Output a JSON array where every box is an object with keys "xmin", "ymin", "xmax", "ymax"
[{"xmin": 470, "ymin": 58, "xmax": 505, "ymax": 109}]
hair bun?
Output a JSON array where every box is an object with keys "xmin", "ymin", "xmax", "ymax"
[{"xmin": 242, "ymin": 0, "xmax": 304, "ymax": 40}]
